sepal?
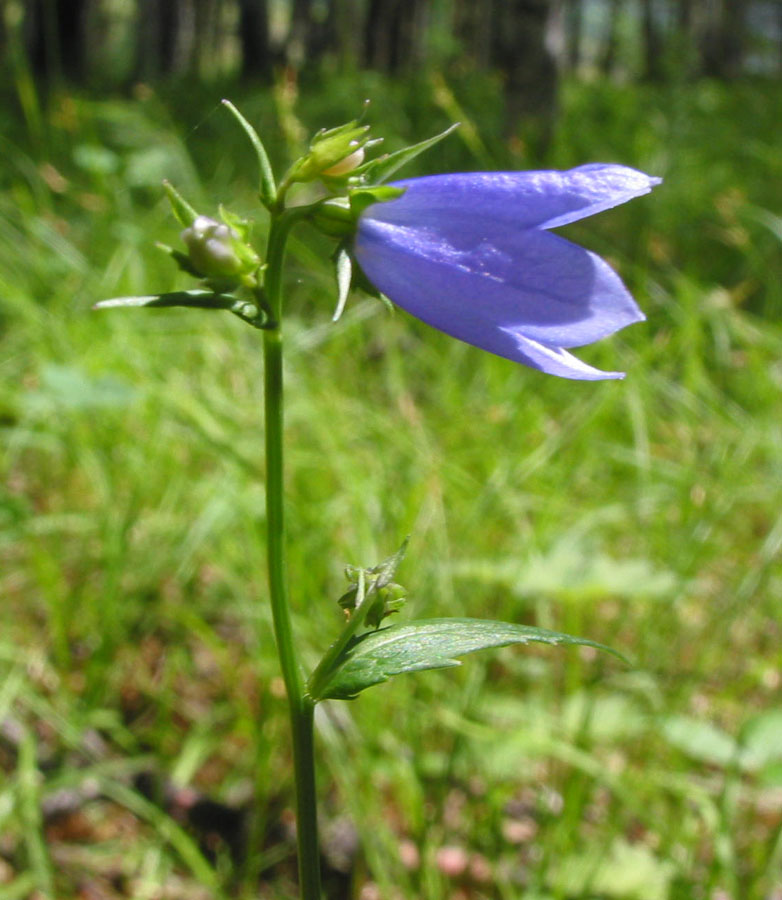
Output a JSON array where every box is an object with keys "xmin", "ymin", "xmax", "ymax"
[
  {"xmin": 221, "ymin": 99, "xmax": 277, "ymax": 209},
  {"xmin": 163, "ymin": 180, "xmax": 198, "ymax": 227},
  {"xmin": 337, "ymin": 538, "xmax": 409, "ymax": 628},
  {"xmin": 331, "ymin": 245, "xmax": 352, "ymax": 322},
  {"xmin": 351, "ymin": 123, "xmax": 460, "ymax": 185}
]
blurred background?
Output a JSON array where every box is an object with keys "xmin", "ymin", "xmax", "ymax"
[{"xmin": 1, "ymin": 1, "xmax": 781, "ymax": 898}]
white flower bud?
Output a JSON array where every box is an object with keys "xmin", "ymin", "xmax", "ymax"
[
  {"xmin": 181, "ymin": 216, "xmax": 243, "ymax": 278},
  {"xmin": 322, "ymin": 146, "xmax": 365, "ymax": 177}
]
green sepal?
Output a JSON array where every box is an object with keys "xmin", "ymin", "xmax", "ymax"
[
  {"xmin": 354, "ymin": 123, "xmax": 460, "ymax": 185},
  {"xmin": 162, "ymin": 180, "xmax": 198, "ymax": 227},
  {"xmin": 157, "ymin": 243, "xmax": 203, "ymax": 278},
  {"xmin": 332, "ymin": 245, "xmax": 352, "ymax": 322},
  {"xmin": 314, "ymin": 618, "xmax": 624, "ymax": 701},
  {"xmin": 348, "ymin": 185, "xmax": 405, "ymax": 218},
  {"xmin": 221, "ymin": 99, "xmax": 277, "ymax": 209},
  {"xmin": 93, "ymin": 290, "xmax": 271, "ymax": 329},
  {"xmin": 336, "ymin": 538, "xmax": 409, "ymax": 627},
  {"xmin": 310, "ymin": 185, "xmax": 404, "ymax": 240},
  {"xmin": 346, "ymin": 538, "xmax": 408, "ymax": 594}
]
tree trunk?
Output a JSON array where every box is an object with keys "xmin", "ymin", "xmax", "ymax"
[
  {"xmin": 641, "ymin": 0, "xmax": 663, "ymax": 79},
  {"xmin": 490, "ymin": 0, "xmax": 557, "ymax": 155},
  {"xmin": 565, "ymin": 0, "xmax": 583, "ymax": 71},
  {"xmin": 238, "ymin": 0, "xmax": 274, "ymax": 80},
  {"xmin": 27, "ymin": 0, "xmax": 90, "ymax": 84},
  {"xmin": 364, "ymin": 0, "xmax": 425, "ymax": 73},
  {"xmin": 453, "ymin": 0, "xmax": 493, "ymax": 68},
  {"xmin": 700, "ymin": 0, "xmax": 748, "ymax": 79},
  {"xmin": 599, "ymin": 0, "xmax": 622, "ymax": 75}
]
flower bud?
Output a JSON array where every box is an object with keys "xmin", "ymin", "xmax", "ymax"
[
  {"xmin": 321, "ymin": 146, "xmax": 365, "ymax": 177},
  {"xmin": 285, "ymin": 121, "xmax": 372, "ymax": 184},
  {"xmin": 180, "ymin": 215, "xmax": 259, "ymax": 285}
]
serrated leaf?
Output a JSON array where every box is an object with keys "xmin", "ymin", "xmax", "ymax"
[
  {"xmin": 315, "ymin": 617, "xmax": 621, "ymax": 701},
  {"xmin": 358, "ymin": 123, "xmax": 460, "ymax": 184}
]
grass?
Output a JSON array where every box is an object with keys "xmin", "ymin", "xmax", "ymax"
[{"xmin": 1, "ymin": 71, "xmax": 781, "ymax": 899}]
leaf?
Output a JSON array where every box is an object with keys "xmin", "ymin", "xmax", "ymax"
[
  {"xmin": 93, "ymin": 290, "xmax": 267, "ymax": 328},
  {"xmin": 358, "ymin": 123, "xmax": 460, "ymax": 184},
  {"xmin": 661, "ymin": 715, "xmax": 737, "ymax": 767},
  {"xmin": 315, "ymin": 617, "xmax": 621, "ymax": 701},
  {"xmin": 738, "ymin": 708, "xmax": 782, "ymax": 771}
]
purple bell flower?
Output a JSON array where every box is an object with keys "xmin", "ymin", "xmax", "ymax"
[{"xmin": 354, "ymin": 164, "xmax": 661, "ymax": 380}]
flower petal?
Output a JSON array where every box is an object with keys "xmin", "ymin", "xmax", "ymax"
[
  {"xmin": 500, "ymin": 332, "xmax": 625, "ymax": 380},
  {"xmin": 354, "ymin": 217, "xmax": 644, "ymax": 350},
  {"xmin": 364, "ymin": 165, "xmax": 661, "ymax": 233}
]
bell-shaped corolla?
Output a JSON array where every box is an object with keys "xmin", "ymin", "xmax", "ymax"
[{"xmin": 354, "ymin": 164, "xmax": 660, "ymax": 380}]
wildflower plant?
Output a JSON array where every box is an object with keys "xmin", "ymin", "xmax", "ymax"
[{"xmin": 96, "ymin": 102, "xmax": 660, "ymax": 898}]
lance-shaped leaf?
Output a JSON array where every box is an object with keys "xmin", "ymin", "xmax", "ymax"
[
  {"xmin": 93, "ymin": 290, "xmax": 268, "ymax": 328},
  {"xmin": 313, "ymin": 617, "xmax": 623, "ymax": 701}
]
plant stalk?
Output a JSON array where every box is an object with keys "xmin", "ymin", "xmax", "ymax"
[{"xmin": 262, "ymin": 213, "xmax": 322, "ymax": 900}]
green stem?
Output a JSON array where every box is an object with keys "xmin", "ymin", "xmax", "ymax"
[
  {"xmin": 262, "ymin": 212, "xmax": 322, "ymax": 900},
  {"xmin": 308, "ymin": 570, "xmax": 367, "ymax": 701}
]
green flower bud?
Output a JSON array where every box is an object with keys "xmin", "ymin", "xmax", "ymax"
[{"xmin": 284, "ymin": 120, "xmax": 373, "ymax": 185}]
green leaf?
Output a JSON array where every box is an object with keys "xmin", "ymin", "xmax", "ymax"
[
  {"xmin": 315, "ymin": 617, "xmax": 621, "ymax": 701},
  {"xmin": 661, "ymin": 715, "xmax": 737, "ymax": 767},
  {"xmin": 93, "ymin": 290, "xmax": 267, "ymax": 328},
  {"xmin": 358, "ymin": 123, "xmax": 460, "ymax": 185}
]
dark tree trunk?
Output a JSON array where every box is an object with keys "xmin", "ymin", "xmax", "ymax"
[
  {"xmin": 641, "ymin": 0, "xmax": 663, "ymax": 79},
  {"xmin": 287, "ymin": 0, "xmax": 339, "ymax": 69},
  {"xmin": 490, "ymin": 0, "xmax": 557, "ymax": 154},
  {"xmin": 332, "ymin": 0, "xmax": 363, "ymax": 70},
  {"xmin": 779, "ymin": 0, "xmax": 782, "ymax": 76},
  {"xmin": 134, "ymin": 0, "xmax": 187, "ymax": 78},
  {"xmin": 454, "ymin": 0, "xmax": 493, "ymax": 67},
  {"xmin": 677, "ymin": 0, "xmax": 693, "ymax": 32},
  {"xmin": 599, "ymin": 0, "xmax": 622, "ymax": 75},
  {"xmin": 700, "ymin": 0, "xmax": 748, "ymax": 79},
  {"xmin": 27, "ymin": 0, "xmax": 90, "ymax": 83},
  {"xmin": 564, "ymin": 0, "xmax": 583, "ymax": 71},
  {"xmin": 364, "ymin": 0, "xmax": 425, "ymax": 73},
  {"xmin": 239, "ymin": 0, "xmax": 274, "ymax": 80}
]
